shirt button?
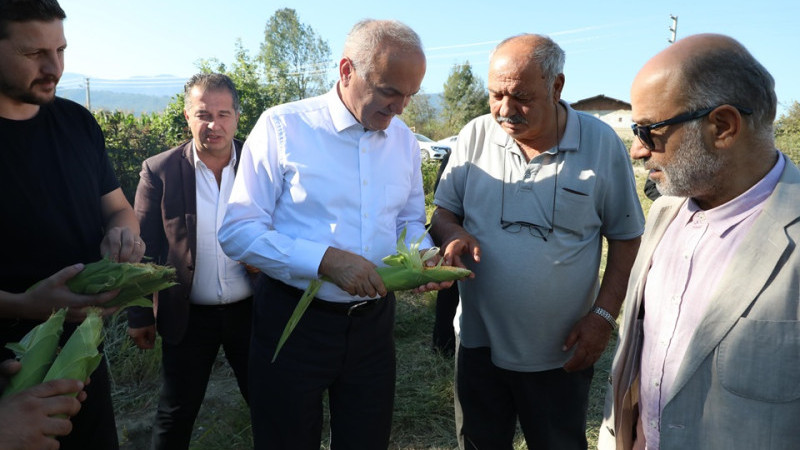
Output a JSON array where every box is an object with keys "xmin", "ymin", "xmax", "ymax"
[{"xmin": 363, "ymin": 180, "xmax": 368, "ymax": 186}]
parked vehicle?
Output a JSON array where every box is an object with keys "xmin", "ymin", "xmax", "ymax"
[
  {"xmin": 415, "ymin": 133, "xmax": 450, "ymax": 161},
  {"xmin": 437, "ymin": 135, "xmax": 458, "ymax": 147}
]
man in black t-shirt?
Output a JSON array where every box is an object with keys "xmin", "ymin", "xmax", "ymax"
[{"xmin": 0, "ymin": 2, "xmax": 144, "ymax": 449}]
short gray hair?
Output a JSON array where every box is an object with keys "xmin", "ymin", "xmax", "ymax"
[
  {"xmin": 493, "ymin": 34, "xmax": 565, "ymax": 96},
  {"xmin": 343, "ymin": 19, "xmax": 423, "ymax": 79},
  {"xmin": 184, "ymin": 73, "xmax": 241, "ymax": 114},
  {"xmin": 679, "ymin": 39, "xmax": 776, "ymax": 144}
]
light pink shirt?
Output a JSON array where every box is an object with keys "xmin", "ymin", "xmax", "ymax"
[{"xmin": 638, "ymin": 153, "xmax": 785, "ymax": 449}]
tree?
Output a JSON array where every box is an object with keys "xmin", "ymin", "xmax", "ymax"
[
  {"xmin": 775, "ymin": 100, "xmax": 800, "ymax": 164},
  {"xmin": 400, "ymin": 90, "xmax": 442, "ymax": 139},
  {"xmin": 259, "ymin": 8, "xmax": 333, "ymax": 103},
  {"xmin": 198, "ymin": 40, "xmax": 275, "ymax": 140},
  {"xmin": 441, "ymin": 61, "xmax": 489, "ymax": 136}
]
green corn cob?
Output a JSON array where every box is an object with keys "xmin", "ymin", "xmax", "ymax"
[
  {"xmin": 42, "ymin": 308, "xmax": 104, "ymax": 392},
  {"xmin": 2, "ymin": 309, "xmax": 67, "ymax": 398},
  {"xmin": 271, "ymin": 227, "xmax": 471, "ymax": 362},
  {"xmin": 27, "ymin": 257, "xmax": 178, "ymax": 311}
]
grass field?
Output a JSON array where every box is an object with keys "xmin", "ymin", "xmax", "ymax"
[{"xmin": 108, "ymin": 165, "xmax": 655, "ymax": 449}]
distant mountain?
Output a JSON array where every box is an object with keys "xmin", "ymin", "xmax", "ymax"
[
  {"xmin": 57, "ymin": 89, "xmax": 174, "ymax": 115},
  {"xmin": 57, "ymin": 72, "xmax": 184, "ymax": 115}
]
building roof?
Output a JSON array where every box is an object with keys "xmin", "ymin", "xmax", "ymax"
[{"xmin": 570, "ymin": 95, "xmax": 631, "ymax": 111}]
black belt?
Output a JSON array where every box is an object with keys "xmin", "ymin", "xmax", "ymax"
[
  {"xmin": 272, "ymin": 277, "xmax": 380, "ymax": 317},
  {"xmin": 310, "ymin": 298, "xmax": 378, "ymax": 316}
]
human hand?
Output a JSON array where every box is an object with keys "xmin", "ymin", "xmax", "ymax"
[
  {"xmin": 562, "ymin": 313, "xmax": 613, "ymax": 372},
  {"xmin": 101, "ymin": 226, "xmax": 145, "ymax": 263},
  {"xmin": 319, "ymin": 247, "xmax": 386, "ymax": 298},
  {"xmin": 127, "ymin": 325, "xmax": 157, "ymax": 350},
  {"xmin": 20, "ymin": 264, "xmax": 120, "ymax": 322},
  {"xmin": 411, "ymin": 251, "xmax": 460, "ymax": 293},
  {"xmin": 441, "ymin": 233, "xmax": 480, "ymax": 273},
  {"xmin": 0, "ymin": 376, "xmax": 85, "ymax": 449}
]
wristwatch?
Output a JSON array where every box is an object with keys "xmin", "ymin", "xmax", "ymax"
[{"xmin": 591, "ymin": 306, "xmax": 617, "ymax": 330}]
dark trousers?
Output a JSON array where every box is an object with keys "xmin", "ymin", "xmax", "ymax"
[
  {"xmin": 250, "ymin": 276, "xmax": 396, "ymax": 450},
  {"xmin": 59, "ymin": 352, "xmax": 119, "ymax": 450},
  {"xmin": 151, "ymin": 298, "xmax": 252, "ymax": 450},
  {"xmin": 432, "ymin": 283, "xmax": 459, "ymax": 355},
  {"xmin": 457, "ymin": 346, "xmax": 593, "ymax": 450}
]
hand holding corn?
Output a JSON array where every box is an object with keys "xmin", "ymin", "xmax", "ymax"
[
  {"xmin": 22, "ymin": 258, "xmax": 178, "ymax": 324},
  {"xmin": 0, "ymin": 366, "xmax": 84, "ymax": 449},
  {"xmin": 273, "ymin": 228, "xmax": 472, "ymax": 362},
  {"xmin": 16, "ymin": 264, "xmax": 121, "ymax": 323},
  {"xmin": 2, "ymin": 308, "xmax": 103, "ymax": 399}
]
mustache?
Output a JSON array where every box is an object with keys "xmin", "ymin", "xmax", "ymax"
[
  {"xmin": 495, "ymin": 115, "xmax": 528, "ymax": 125},
  {"xmin": 32, "ymin": 76, "xmax": 59, "ymax": 86}
]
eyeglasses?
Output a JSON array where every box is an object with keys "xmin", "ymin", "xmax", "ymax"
[
  {"xmin": 499, "ymin": 153, "xmax": 558, "ymax": 242},
  {"xmin": 631, "ymin": 105, "xmax": 753, "ymax": 150}
]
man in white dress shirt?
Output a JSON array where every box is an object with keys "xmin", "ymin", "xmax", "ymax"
[
  {"xmin": 127, "ymin": 73, "xmax": 253, "ymax": 449},
  {"xmin": 219, "ymin": 19, "xmax": 449, "ymax": 449}
]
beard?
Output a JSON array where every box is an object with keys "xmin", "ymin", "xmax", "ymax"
[
  {"xmin": 0, "ymin": 76, "xmax": 59, "ymax": 106},
  {"xmin": 647, "ymin": 121, "xmax": 723, "ymax": 197}
]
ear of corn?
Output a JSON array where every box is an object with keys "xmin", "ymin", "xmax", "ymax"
[
  {"xmin": 2, "ymin": 308, "xmax": 105, "ymax": 401},
  {"xmin": 1, "ymin": 309, "xmax": 66, "ymax": 398},
  {"xmin": 271, "ymin": 227, "xmax": 471, "ymax": 362},
  {"xmin": 28, "ymin": 257, "xmax": 177, "ymax": 310},
  {"xmin": 42, "ymin": 308, "xmax": 104, "ymax": 390}
]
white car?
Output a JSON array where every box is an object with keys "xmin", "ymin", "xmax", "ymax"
[
  {"xmin": 437, "ymin": 135, "xmax": 458, "ymax": 147},
  {"xmin": 415, "ymin": 133, "xmax": 450, "ymax": 161}
]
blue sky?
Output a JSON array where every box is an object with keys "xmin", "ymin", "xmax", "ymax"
[{"xmin": 57, "ymin": 0, "xmax": 799, "ymax": 117}]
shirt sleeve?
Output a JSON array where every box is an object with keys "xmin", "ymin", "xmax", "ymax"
[
  {"xmin": 598, "ymin": 133, "xmax": 645, "ymax": 240},
  {"xmin": 396, "ymin": 133, "xmax": 434, "ymax": 249},
  {"xmin": 218, "ymin": 112, "xmax": 329, "ymax": 281}
]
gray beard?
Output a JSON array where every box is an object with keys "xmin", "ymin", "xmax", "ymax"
[{"xmin": 651, "ymin": 121, "xmax": 723, "ymax": 197}]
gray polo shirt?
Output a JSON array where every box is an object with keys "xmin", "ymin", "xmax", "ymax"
[{"xmin": 434, "ymin": 102, "xmax": 644, "ymax": 371}]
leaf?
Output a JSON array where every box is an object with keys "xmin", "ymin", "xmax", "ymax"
[{"xmin": 271, "ymin": 279, "xmax": 323, "ymax": 363}]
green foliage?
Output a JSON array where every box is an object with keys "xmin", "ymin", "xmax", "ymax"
[
  {"xmin": 259, "ymin": 8, "xmax": 332, "ymax": 104},
  {"xmin": 96, "ymin": 110, "xmax": 176, "ymax": 203},
  {"xmin": 402, "ymin": 90, "xmax": 443, "ymax": 140},
  {"xmin": 197, "ymin": 40, "xmax": 276, "ymax": 141},
  {"xmin": 441, "ymin": 61, "xmax": 489, "ymax": 136},
  {"xmin": 776, "ymin": 101, "xmax": 800, "ymax": 164}
]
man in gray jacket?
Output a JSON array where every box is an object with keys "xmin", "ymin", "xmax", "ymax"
[{"xmin": 601, "ymin": 33, "xmax": 800, "ymax": 450}]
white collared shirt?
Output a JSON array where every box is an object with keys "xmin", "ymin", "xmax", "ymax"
[
  {"xmin": 219, "ymin": 87, "xmax": 431, "ymax": 302},
  {"xmin": 190, "ymin": 142, "xmax": 252, "ymax": 305}
]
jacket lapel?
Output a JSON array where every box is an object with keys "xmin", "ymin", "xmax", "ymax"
[
  {"xmin": 668, "ymin": 159, "xmax": 800, "ymax": 400},
  {"xmin": 180, "ymin": 143, "xmax": 197, "ymax": 264}
]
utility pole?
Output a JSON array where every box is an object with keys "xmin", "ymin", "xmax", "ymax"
[
  {"xmin": 668, "ymin": 15, "xmax": 679, "ymax": 44},
  {"xmin": 84, "ymin": 77, "xmax": 91, "ymax": 111}
]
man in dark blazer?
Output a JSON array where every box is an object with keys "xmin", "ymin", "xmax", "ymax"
[{"xmin": 127, "ymin": 73, "xmax": 253, "ymax": 450}]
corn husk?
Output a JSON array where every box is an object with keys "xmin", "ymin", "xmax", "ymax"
[
  {"xmin": 27, "ymin": 257, "xmax": 178, "ymax": 310},
  {"xmin": 1, "ymin": 309, "xmax": 67, "ymax": 398},
  {"xmin": 271, "ymin": 279, "xmax": 322, "ymax": 363},
  {"xmin": 42, "ymin": 308, "xmax": 104, "ymax": 391},
  {"xmin": 271, "ymin": 227, "xmax": 471, "ymax": 362}
]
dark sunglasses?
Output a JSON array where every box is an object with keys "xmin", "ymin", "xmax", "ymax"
[{"xmin": 631, "ymin": 105, "xmax": 753, "ymax": 150}]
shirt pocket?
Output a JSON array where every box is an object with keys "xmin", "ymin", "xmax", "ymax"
[
  {"xmin": 555, "ymin": 183, "xmax": 599, "ymax": 238},
  {"xmin": 717, "ymin": 317, "xmax": 800, "ymax": 402}
]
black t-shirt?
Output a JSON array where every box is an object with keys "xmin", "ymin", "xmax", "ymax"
[{"xmin": 0, "ymin": 97, "xmax": 119, "ymax": 347}]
